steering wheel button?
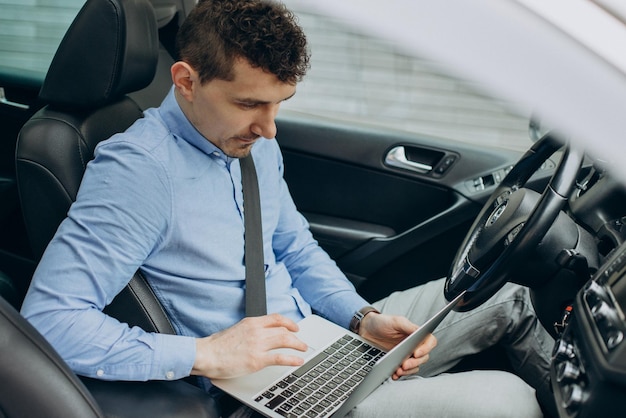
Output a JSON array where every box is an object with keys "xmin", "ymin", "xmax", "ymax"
[{"xmin": 505, "ymin": 223, "xmax": 524, "ymax": 246}]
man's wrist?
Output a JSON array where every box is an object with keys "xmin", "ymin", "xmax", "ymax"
[{"xmin": 349, "ymin": 306, "xmax": 380, "ymax": 334}]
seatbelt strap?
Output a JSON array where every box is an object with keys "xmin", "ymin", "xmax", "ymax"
[{"xmin": 240, "ymin": 154, "xmax": 267, "ymax": 317}]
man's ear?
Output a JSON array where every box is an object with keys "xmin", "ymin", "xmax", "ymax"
[{"xmin": 171, "ymin": 61, "xmax": 197, "ymax": 101}]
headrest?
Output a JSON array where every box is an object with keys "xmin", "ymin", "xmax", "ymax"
[{"xmin": 39, "ymin": 0, "xmax": 159, "ymax": 109}]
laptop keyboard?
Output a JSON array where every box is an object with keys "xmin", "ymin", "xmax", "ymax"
[{"xmin": 254, "ymin": 334, "xmax": 385, "ymax": 417}]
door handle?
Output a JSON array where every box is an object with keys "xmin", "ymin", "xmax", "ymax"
[
  {"xmin": 0, "ymin": 87, "xmax": 30, "ymax": 110},
  {"xmin": 384, "ymin": 146, "xmax": 432, "ymax": 173}
]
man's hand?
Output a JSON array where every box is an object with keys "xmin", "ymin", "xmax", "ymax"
[
  {"xmin": 192, "ymin": 313, "xmax": 308, "ymax": 379},
  {"xmin": 358, "ymin": 312, "xmax": 437, "ymax": 380}
]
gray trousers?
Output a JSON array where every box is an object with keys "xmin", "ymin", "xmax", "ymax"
[
  {"xmin": 230, "ymin": 278, "xmax": 553, "ymax": 417},
  {"xmin": 346, "ymin": 278, "xmax": 554, "ymax": 417}
]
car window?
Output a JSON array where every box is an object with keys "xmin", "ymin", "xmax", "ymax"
[
  {"xmin": 281, "ymin": 1, "xmax": 531, "ymax": 153},
  {"xmin": 0, "ymin": 0, "xmax": 84, "ymax": 86},
  {"xmin": 0, "ymin": 0, "xmax": 531, "ymax": 153}
]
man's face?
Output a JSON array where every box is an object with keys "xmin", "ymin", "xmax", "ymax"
[{"xmin": 180, "ymin": 58, "xmax": 296, "ymax": 158}]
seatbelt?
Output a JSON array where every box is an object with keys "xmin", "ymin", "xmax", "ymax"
[{"xmin": 240, "ymin": 155, "xmax": 267, "ymax": 317}]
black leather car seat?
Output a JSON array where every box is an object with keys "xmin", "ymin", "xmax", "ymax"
[
  {"xmin": 14, "ymin": 1, "xmax": 220, "ymax": 416},
  {"xmin": 16, "ymin": 0, "xmax": 174, "ymax": 334},
  {"xmin": 0, "ymin": 295, "xmax": 104, "ymax": 417},
  {"xmin": 0, "ymin": 289, "xmax": 220, "ymax": 418}
]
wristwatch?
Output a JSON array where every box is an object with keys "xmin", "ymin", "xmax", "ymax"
[{"xmin": 349, "ymin": 306, "xmax": 380, "ymax": 334}]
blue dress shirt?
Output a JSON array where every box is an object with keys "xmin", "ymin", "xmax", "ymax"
[{"xmin": 21, "ymin": 87, "xmax": 368, "ymax": 384}]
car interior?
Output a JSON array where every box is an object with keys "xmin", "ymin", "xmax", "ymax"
[{"xmin": 0, "ymin": 0, "xmax": 625, "ymax": 417}]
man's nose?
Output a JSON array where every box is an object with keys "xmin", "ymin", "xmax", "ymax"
[{"xmin": 251, "ymin": 107, "xmax": 278, "ymax": 139}]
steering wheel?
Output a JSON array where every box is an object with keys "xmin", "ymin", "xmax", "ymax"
[{"xmin": 444, "ymin": 134, "xmax": 584, "ymax": 311}]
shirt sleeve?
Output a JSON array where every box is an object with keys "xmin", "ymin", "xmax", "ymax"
[
  {"xmin": 20, "ymin": 138, "xmax": 196, "ymax": 381},
  {"xmin": 270, "ymin": 146, "xmax": 369, "ymax": 329}
]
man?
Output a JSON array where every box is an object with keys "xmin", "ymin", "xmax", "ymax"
[{"xmin": 21, "ymin": 0, "xmax": 553, "ymax": 416}]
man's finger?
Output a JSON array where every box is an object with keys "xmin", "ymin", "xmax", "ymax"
[
  {"xmin": 267, "ymin": 351, "xmax": 306, "ymax": 368},
  {"xmin": 260, "ymin": 312, "xmax": 301, "ymax": 332},
  {"xmin": 413, "ymin": 333, "xmax": 437, "ymax": 358}
]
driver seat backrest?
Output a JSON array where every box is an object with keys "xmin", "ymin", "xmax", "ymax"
[
  {"xmin": 16, "ymin": 0, "xmax": 174, "ymax": 334},
  {"xmin": 0, "ymin": 295, "xmax": 104, "ymax": 417}
]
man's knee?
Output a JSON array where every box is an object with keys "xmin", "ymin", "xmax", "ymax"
[{"xmin": 464, "ymin": 370, "xmax": 543, "ymax": 417}]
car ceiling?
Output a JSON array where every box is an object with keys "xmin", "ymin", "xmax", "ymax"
[{"xmin": 305, "ymin": 0, "xmax": 626, "ymax": 185}]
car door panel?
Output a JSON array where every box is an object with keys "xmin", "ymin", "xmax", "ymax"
[{"xmin": 276, "ymin": 113, "xmax": 524, "ymax": 300}]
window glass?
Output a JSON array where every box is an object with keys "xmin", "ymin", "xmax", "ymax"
[
  {"xmin": 0, "ymin": 0, "xmax": 531, "ymax": 152},
  {"xmin": 282, "ymin": 1, "xmax": 531, "ymax": 152},
  {"xmin": 0, "ymin": 0, "xmax": 84, "ymax": 85}
]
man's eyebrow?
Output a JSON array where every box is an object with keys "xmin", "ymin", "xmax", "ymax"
[{"xmin": 235, "ymin": 92, "xmax": 296, "ymax": 105}]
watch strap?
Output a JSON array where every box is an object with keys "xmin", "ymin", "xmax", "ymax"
[{"xmin": 349, "ymin": 306, "xmax": 380, "ymax": 334}]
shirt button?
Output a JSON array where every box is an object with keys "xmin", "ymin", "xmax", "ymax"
[
  {"xmin": 96, "ymin": 369, "xmax": 104, "ymax": 377},
  {"xmin": 165, "ymin": 371, "xmax": 175, "ymax": 380}
]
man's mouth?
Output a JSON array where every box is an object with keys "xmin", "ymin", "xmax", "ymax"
[{"xmin": 234, "ymin": 136, "xmax": 259, "ymax": 143}]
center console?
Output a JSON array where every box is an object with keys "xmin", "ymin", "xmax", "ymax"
[{"xmin": 551, "ymin": 243, "xmax": 626, "ymax": 417}]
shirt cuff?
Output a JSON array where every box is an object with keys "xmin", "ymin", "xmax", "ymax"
[
  {"xmin": 151, "ymin": 333, "xmax": 196, "ymax": 380},
  {"xmin": 329, "ymin": 291, "xmax": 370, "ymax": 330}
]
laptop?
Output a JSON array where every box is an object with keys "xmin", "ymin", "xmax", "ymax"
[{"xmin": 212, "ymin": 290, "xmax": 465, "ymax": 418}]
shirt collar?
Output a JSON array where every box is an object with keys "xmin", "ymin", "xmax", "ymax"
[{"xmin": 158, "ymin": 86, "xmax": 234, "ymax": 164}]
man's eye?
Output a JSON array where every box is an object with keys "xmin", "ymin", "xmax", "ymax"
[{"xmin": 238, "ymin": 102, "xmax": 257, "ymax": 110}]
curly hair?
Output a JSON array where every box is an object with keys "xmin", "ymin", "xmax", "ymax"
[{"xmin": 176, "ymin": 0, "xmax": 310, "ymax": 84}]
